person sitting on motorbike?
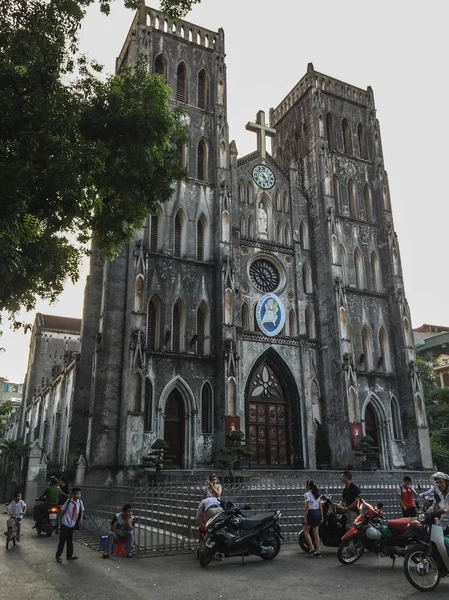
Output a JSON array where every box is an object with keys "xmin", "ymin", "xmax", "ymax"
[
  {"xmin": 38, "ymin": 476, "xmax": 62, "ymax": 506},
  {"xmin": 338, "ymin": 471, "xmax": 361, "ymax": 531},
  {"xmin": 419, "ymin": 472, "xmax": 449, "ymax": 498},
  {"xmin": 425, "ymin": 473, "xmax": 449, "ymax": 531}
]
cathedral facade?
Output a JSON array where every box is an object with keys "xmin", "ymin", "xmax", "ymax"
[{"xmin": 69, "ymin": 5, "xmax": 432, "ymax": 475}]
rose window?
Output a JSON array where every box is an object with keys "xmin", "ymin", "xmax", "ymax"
[{"xmin": 249, "ymin": 259, "xmax": 280, "ymax": 293}]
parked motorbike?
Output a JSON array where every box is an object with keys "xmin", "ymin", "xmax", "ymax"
[
  {"xmin": 403, "ymin": 515, "xmax": 449, "ymax": 592},
  {"xmin": 299, "ymin": 491, "xmax": 346, "ymax": 552},
  {"xmin": 199, "ymin": 501, "xmax": 283, "ymax": 568},
  {"xmin": 33, "ymin": 500, "xmax": 59, "ymax": 537},
  {"xmin": 338, "ymin": 498, "xmax": 421, "ymax": 566}
]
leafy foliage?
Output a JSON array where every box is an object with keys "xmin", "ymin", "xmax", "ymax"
[
  {"xmin": 141, "ymin": 439, "xmax": 174, "ymax": 473},
  {"xmin": 354, "ymin": 435, "xmax": 380, "ymax": 462},
  {"xmin": 216, "ymin": 430, "xmax": 254, "ymax": 476},
  {"xmin": 160, "ymin": 0, "xmax": 201, "ymax": 18},
  {"xmin": 0, "ymin": 401, "xmax": 14, "ymax": 437},
  {"xmin": 1, "ymin": 0, "xmax": 187, "ymax": 320}
]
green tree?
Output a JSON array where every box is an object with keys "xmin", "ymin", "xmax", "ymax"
[
  {"xmin": 1, "ymin": 0, "xmax": 190, "ymax": 322},
  {"xmin": 216, "ymin": 429, "xmax": 254, "ymax": 476},
  {"xmin": 0, "ymin": 402, "xmax": 14, "ymax": 437}
]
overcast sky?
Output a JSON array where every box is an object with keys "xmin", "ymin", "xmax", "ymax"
[{"xmin": 1, "ymin": 0, "xmax": 448, "ymax": 383}]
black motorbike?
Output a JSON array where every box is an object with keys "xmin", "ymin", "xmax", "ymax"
[
  {"xmin": 298, "ymin": 491, "xmax": 346, "ymax": 552},
  {"xmin": 199, "ymin": 501, "xmax": 283, "ymax": 568},
  {"xmin": 33, "ymin": 499, "xmax": 59, "ymax": 537}
]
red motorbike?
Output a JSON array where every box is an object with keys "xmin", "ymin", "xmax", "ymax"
[{"xmin": 338, "ymin": 498, "xmax": 421, "ymax": 566}]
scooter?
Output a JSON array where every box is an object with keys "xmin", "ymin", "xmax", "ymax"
[
  {"xmin": 403, "ymin": 515, "xmax": 449, "ymax": 592},
  {"xmin": 199, "ymin": 501, "xmax": 283, "ymax": 568},
  {"xmin": 337, "ymin": 498, "xmax": 421, "ymax": 566},
  {"xmin": 33, "ymin": 499, "xmax": 59, "ymax": 537},
  {"xmin": 298, "ymin": 491, "xmax": 346, "ymax": 552}
]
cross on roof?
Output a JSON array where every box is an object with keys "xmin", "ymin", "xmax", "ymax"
[{"xmin": 245, "ymin": 110, "xmax": 276, "ymax": 159}]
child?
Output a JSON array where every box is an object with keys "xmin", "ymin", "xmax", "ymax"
[
  {"xmin": 5, "ymin": 491, "xmax": 27, "ymax": 542},
  {"xmin": 55, "ymin": 487, "xmax": 84, "ymax": 563}
]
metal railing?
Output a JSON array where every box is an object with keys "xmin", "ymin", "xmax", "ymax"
[{"xmin": 77, "ymin": 473, "xmax": 433, "ymax": 557}]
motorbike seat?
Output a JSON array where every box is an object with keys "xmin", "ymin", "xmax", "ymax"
[
  {"xmin": 387, "ymin": 517, "xmax": 411, "ymax": 531},
  {"xmin": 240, "ymin": 514, "xmax": 270, "ymax": 530}
]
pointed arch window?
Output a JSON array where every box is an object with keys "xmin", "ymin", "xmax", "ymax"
[
  {"xmin": 149, "ymin": 208, "xmax": 161, "ymax": 252},
  {"xmin": 176, "ymin": 62, "xmax": 188, "ymax": 103},
  {"xmin": 361, "ymin": 325, "xmax": 374, "ymax": 371},
  {"xmin": 172, "ymin": 298, "xmax": 185, "ymax": 352},
  {"xmin": 174, "ymin": 210, "xmax": 185, "ymax": 257},
  {"xmin": 196, "ymin": 304, "xmax": 205, "ymax": 356},
  {"xmin": 383, "ymin": 185, "xmax": 391, "ymax": 211},
  {"xmin": 326, "ymin": 113, "xmax": 337, "ymax": 150},
  {"xmin": 393, "ymin": 248, "xmax": 400, "ymax": 277},
  {"xmin": 283, "ymin": 192, "xmax": 290, "ymax": 213},
  {"xmin": 284, "ymin": 223, "xmax": 292, "ymax": 245},
  {"xmin": 370, "ymin": 250, "xmax": 382, "ymax": 292},
  {"xmin": 275, "ymin": 191, "xmax": 281, "ymax": 211},
  {"xmin": 248, "ymin": 215, "xmax": 255, "ymax": 238},
  {"xmin": 332, "ymin": 174, "xmax": 341, "ymax": 213},
  {"xmin": 197, "ymin": 139, "xmax": 207, "ymax": 180},
  {"xmin": 289, "ymin": 309, "xmax": 296, "ymax": 337},
  {"xmin": 197, "ymin": 69, "xmax": 208, "ymax": 109},
  {"xmin": 299, "ymin": 219, "xmax": 310, "ymax": 250},
  {"xmin": 146, "ymin": 296, "xmax": 160, "ymax": 351},
  {"xmin": 132, "ymin": 371, "xmax": 142, "ymax": 413},
  {"xmin": 196, "ymin": 215, "xmax": 206, "ymax": 261},
  {"xmin": 331, "ymin": 234, "xmax": 339, "ymax": 264},
  {"xmin": 358, "ymin": 123, "xmax": 368, "ymax": 159},
  {"xmin": 242, "ymin": 302, "xmax": 249, "ymax": 331},
  {"xmin": 364, "ymin": 184, "xmax": 374, "ymax": 222},
  {"xmin": 302, "ymin": 261, "xmax": 313, "ymax": 294},
  {"xmin": 247, "ymin": 182, "xmax": 253, "ymax": 205},
  {"xmin": 342, "ymin": 119, "xmax": 352, "ymax": 154},
  {"xmin": 201, "ymin": 383, "xmax": 213, "ymax": 433},
  {"xmin": 348, "ymin": 387, "xmax": 358, "ymax": 423},
  {"xmin": 340, "ymin": 243, "xmax": 348, "ymax": 285},
  {"xmin": 404, "ymin": 317, "xmax": 414, "ymax": 348},
  {"xmin": 339, "ymin": 307, "xmax": 348, "ymax": 339},
  {"xmin": 253, "ymin": 304, "xmax": 261, "ymax": 333},
  {"xmin": 354, "ymin": 247, "xmax": 366, "ymax": 289},
  {"xmin": 348, "ymin": 179, "xmax": 358, "ymax": 218},
  {"xmin": 144, "ymin": 378, "xmax": 152, "ymax": 430},
  {"xmin": 391, "ymin": 397, "xmax": 402, "ymax": 440},
  {"xmin": 239, "ymin": 180, "xmax": 245, "ymax": 203},
  {"xmin": 276, "ymin": 222, "xmax": 283, "ymax": 244},
  {"xmin": 305, "ymin": 305, "xmax": 316, "ymax": 339},
  {"xmin": 154, "ymin": 54, "xmax": 167, "ymax": 79},
  {"xmin": 379, "ymin": 326, "xmax": 392, "ymax": 372},
  {"xmin": 239, "ymin": 214, "xmax": 246, "ymax": 237}
]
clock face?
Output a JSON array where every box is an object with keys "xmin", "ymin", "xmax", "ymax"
[{"xmin": 252, "ymin": 164, "xmax": 275, "ymax": 189}]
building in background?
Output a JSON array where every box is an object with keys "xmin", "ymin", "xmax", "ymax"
[
  {"xmin": 415, "ymin": 323, "xmax": 449, "ymax": 388},
  {"xmin": 0, "ymin": 377, "xmax": 23, "ymax": 408}
]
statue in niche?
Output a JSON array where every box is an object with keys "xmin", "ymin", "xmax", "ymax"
[{"xmin": 258, "ymin": 202, "xmax": 268, "ymax": 236}]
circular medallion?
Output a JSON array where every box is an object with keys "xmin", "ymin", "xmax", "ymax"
[
  {"xmin": 240, "ymin": 247, "xmax": 248, "ymax": 255},
  {"xmin": 287, "ymin": 292, "xmax": 294, "ymax": 301},
  {"xmin": 252, "ymin": 164, "xmax": 275, "ymax": 189},
  {"xmin": 249, "ymin": 259, "xmax": 280, "ymax": 293},
  {"xmin": 240, "ymin": 283, "xmax": 249, "ymax": 294},
  {"xmin": 256, "ymin": 293, "xmax": 286, "ymax": 337},
  {"xmin": 285, "ymin": 256, "xmax": 292, "ymax": 265}
]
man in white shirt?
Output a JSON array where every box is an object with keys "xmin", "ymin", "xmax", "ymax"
[{"xmin": 55, "ymin": 487, "xmax": 84, "ymax": 563}]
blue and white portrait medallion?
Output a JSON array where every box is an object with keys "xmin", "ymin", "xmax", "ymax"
[{"xmin": 256, "ymin": 293, "xmax": 286, "ymax": 337}]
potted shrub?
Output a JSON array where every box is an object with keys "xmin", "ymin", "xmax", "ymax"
[
  {"xmin": 216, "ymin": 429, "xmax": 254, "ymax": 476},
  {"xmin": 141, "ymin": 439, "xmax": 174, "ymax": 473},
  {"xmin": 354, "ymin": 435, "xmax": 380, "ymax": 470}
]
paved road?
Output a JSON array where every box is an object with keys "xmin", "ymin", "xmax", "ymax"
[{"xmin": 1, "ymin": 518, "xmax": 448, "ymax": 600}]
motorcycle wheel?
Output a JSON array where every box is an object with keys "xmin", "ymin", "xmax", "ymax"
[
  {"xmin": 404, "ymin": 548, "xmax": 440, "ymax": 592},
  {"xmin": 45, "ymin": 528, "xmax": 53, "ymax": 538},
  {"xmin": 298, "ymin": 531, "xmax": 310, "ymax": 553},
  {"xmin": 199, "ymin": 546, "xmax": 215, "ymax": 568},
  {"xmin": 260, "ymin": 533, "xmax": 281, "ymax": 560},
  {"xmin": 337, "ymin": 539, "xmax": 364, "ymax": 565}
]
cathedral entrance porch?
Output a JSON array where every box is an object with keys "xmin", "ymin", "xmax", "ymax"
[{"xmin": 245, "ymin": 350, "xmax": 303, "ymax": 468}]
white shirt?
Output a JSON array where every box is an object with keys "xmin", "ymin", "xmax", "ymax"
[
  {"xmin": 7, "ymin": 500, "xmax": 26, "ymax": 517},
  {"xmin": 61, "ymin": 498, "xmax": 84, "ymax": 528},
  {"xmin": 304, "ymin": 491, "xmax": 321, "ymax": 510}
]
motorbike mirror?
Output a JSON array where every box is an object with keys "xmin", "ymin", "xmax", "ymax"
[
  {"xmin": 242, "ymin": 505, "xmax": 251, "ymax": 511},
  {"xmin": 377, "ymin": 502, "xmax": 384, "ymax": 510}
]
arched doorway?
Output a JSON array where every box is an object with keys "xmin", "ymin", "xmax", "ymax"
[
  {"xmin": 364, "ymin": 403, "xmax": 381, "ymax": 468},
  {"xmin": 246, "ymin": 353, "xmax": 300, "ymax": 467},
  {"xmin": 164, "ymin": 389, "xmax": 185, "ymax": 467}
]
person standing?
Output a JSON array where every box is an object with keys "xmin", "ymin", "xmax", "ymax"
[
  {"xmin": 304, "ymin": 479, "xmax": 322, "ymax": 557},
  {"xmin": 339, "ymin": 471, "xmax": 361, "ymax": 530},
  {"xmin": 204, "ymin": 474, "xmax": 222, "ymax": 499},
  {"xmin": 102, "ymin": 504, "xmax": 134, "ymax": 559},
  {"xmin": 398, "ymin": 476, "xmax": 418, "ymax": 517},
  {"xmin": 55, "ymin": 487, "xmax": 84, "ymax": 563}
]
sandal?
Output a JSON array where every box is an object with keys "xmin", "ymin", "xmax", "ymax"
[
  {"xmin": 313, "ymin": 552, "xmax": 322, "ymax": 557},
  {"xmin": 56, "ymin": 556, "xmax": 62, "ymax": 563}
]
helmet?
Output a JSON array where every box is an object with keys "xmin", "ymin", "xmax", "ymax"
[
  {"xmin": 432, "ymin": 472, "xmax": 449, "ymax": 482},
  {"xmin": 366, "ymin": 526, "xmax": 382, "ymax": 540}
]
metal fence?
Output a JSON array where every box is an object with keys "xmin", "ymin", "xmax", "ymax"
[{"xmin": 78, "ymin": 473, "xmax": 433, "ymax": 557}]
